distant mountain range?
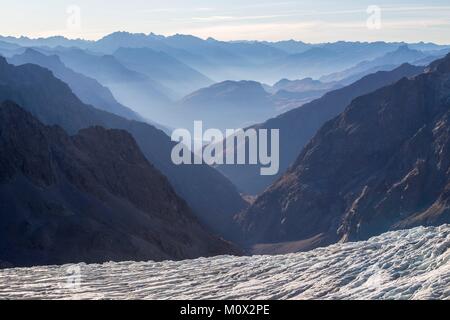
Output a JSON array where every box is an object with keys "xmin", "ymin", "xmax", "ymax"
[
  {"xmin": 1, "ymin": 33, "xmax": 449, "ymax": 84},
  {"xmin": 238, "ymin": 54, "xmax": 450, "ymax": 251},
  {"xmin": 1, "ymin": 33, "xmax": 449, "ymax": 132},
  {"xmin": 0, "ymin": 101, "xmax": 238, "ymax": 267},
  {"xmin": 113, "ymin": 47, "xmax": 212, "ymax": 99},
  {"xmin": 321, "ymin": 45, "xmax": 429, "ymax": 84}
]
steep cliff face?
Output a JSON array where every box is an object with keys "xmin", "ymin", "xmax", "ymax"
[
  {"xmin": 0, "ymin": 101, "xmax": 238, "ymax": 267},
  {"xmin": 240, "ymin": 54, "xmax": 450, "ymax": 249}
]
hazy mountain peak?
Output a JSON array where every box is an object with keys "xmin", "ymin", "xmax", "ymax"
[
  {"xmin": 170, "ymin": 33, "xmax": 202, "ymax": 40},
  {"xmin": 397, "ymin": 44, "xmax": 411, "ymax": 51},
  {"xmin": 175, "ymin": 79, "xmax": 275, "ymax": 130},
  {"xmin": 386, "ymin": 44, "xmax": 424, "ymax": 58},
  {"xmin": 186, "ymin": 80, "xmax": 268, "ymax": 100},
  {"xmin": 18, "ymin": 48, "xmax": 63, "ymax": 66},
  {"xmin": 101, "ymin": 31, "xmax": 147, "ymax": 40},
  {"xmin": 274, "ymin": 77, "xmax": 319, "ymax": 87}
]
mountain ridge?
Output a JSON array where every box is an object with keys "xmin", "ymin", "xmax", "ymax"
[
  {"xmin": 239, "ymin": 54, "xmax": 450, "ymax": 249},
  {"xmin": 0, "ymin": 101, "xmax": 238, "ymax": 267},
  {"xmin": 0, "ymin": 56, "xmax": 246, "ymax": 241},
  {"xmin": 216, "ymin": 63, "xmax": 425, "ymax": 195},
  {"xmin": 8, "ymin": 48, "xmax": 144, "ymax": 121}
]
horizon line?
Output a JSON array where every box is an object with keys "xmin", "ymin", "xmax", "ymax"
[{"xmin": 1, "ymin": 31, "xmax": 449, "ymax": 46}]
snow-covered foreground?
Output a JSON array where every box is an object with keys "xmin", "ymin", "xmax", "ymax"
[{"xmin": 0, "ymin": 225, "xmax": 449, "ymax": 300}]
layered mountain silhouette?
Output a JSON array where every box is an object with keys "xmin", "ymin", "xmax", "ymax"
[
  {"xmin": 269, "ymin": 78, "xmax": 342, "ymax": 111},
  {"xmin": 2, "ymin": 33, "xmax": 449, "ymax": 84},
  {"xmin": 174, "ymin": 80, "xmax": 276, "ymax": 131},
  {"xmin": 0, "ymin": 35, "xmax": 91, "ymax": 49},
  {"xmin": 89, "ymin": 32, "xmax": 248, "ymax": 82},
  {"xmin": 173, "ymin": 78, "xmax": 337, "ymax": 131},
  {"xmin": 264, "ymin": 42, "xmax": 402, "ymax": 82},
  {"xmin": 272, "ymin": 78, "xmax": 340, "ymax": 93},
  {"xmin": 0, "ymin": 101, "xmax": 237, "ymax": 267},
  {"xmin": 0, "ymin": 57, "xmax": 246, "ymax": 241},
  {"xmin": 0, "ymin": 40, "xmax": 23, "ymax": 57},
  {"xmin": 217, "ymin": 63, "xmax": 425, "ymax": 195},
  {"xmin": 239, "ymin": 54, "xmax": 450, "ymax": 251},
  {"xmin": 42, "ymin": 47, "xmax": 173, "ymax": 122},
  {"xmin": 113, "ymin": 47, "xmax": 212, "ymax": 98},
  {"xmin": 85, "ymin": 33, "xmax": 436, "ymax": 83},
  {"xmin": 8, "ymin": 48, "xmax": 143, "ymax": 121},
  {"xmin": 321, "ymin": 45, "xmax": 427, "ymax": 84}
]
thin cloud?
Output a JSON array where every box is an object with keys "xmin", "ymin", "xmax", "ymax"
[{"xmin": 191, "ymin": 14, "xmax": 295, "ymax": 22}]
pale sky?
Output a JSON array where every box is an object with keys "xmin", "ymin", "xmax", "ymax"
[{"xmin": 1, "ymin": 0, "xmax": 450, "ymax": 43}]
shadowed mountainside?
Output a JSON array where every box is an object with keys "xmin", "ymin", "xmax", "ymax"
[
  {"xmin": 40, "ymin": 47, "xmax": 174, "ymax": 122},
  {"xmin": 0, "ymin": 101, "xmax": 239, "ymax": 267},
  {"xmin": 8, "ymin": 48, "xmax": 143, "ymax": 121}
]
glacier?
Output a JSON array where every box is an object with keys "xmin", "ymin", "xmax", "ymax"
[{"xmin": 0, "ymin": 225, "xmax": 449, "ymax": 300}]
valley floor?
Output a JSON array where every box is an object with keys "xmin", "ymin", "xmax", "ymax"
[{"xmin": 0, "ymin": 225, "xmax": 449, "ymax": 300}]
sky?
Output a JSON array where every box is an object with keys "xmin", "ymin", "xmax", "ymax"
[{"xmin": 0, "ymin": 0, "xmax": 450, "ymax": 43}]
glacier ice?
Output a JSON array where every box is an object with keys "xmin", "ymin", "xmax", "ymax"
[{"xmin": 0, "ymin": 225, "xmax": 449, "ymax": 300}]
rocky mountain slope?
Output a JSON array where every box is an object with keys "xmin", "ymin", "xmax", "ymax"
[
  {"xmin": 217, "ymin": 64, "xmax": 425, "ymax": 195},
  {"xmin": 239, "ymin": 54, "xmax": 450, "ymax": 248},
  {"xmin": 0, "ymin": 101, "xmax": 238, "ymax": 267},
  {"xmin": 0, "ymin": 57, "xmax": 246, "ymax": 241}
]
